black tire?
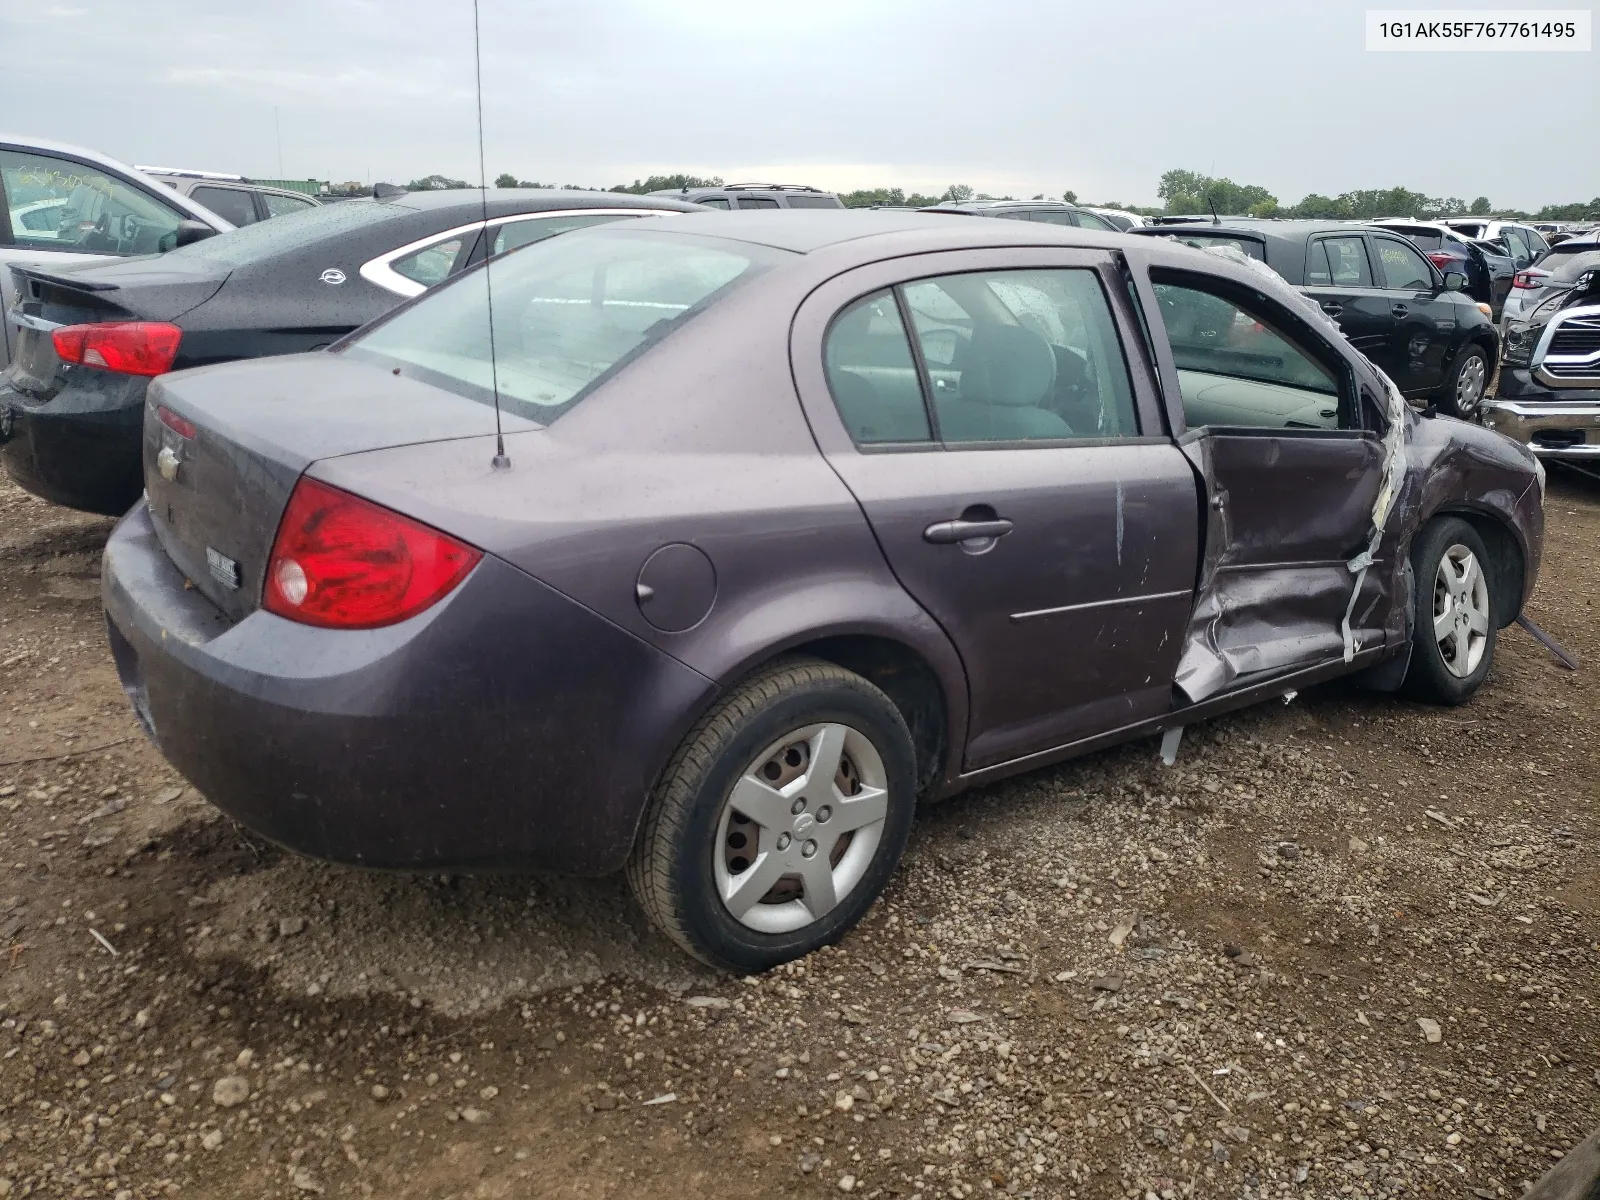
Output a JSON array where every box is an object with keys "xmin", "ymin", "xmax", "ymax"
[
  {"xmin": 627, "ymin": 657, "xmax": 916, "ymax": 972},
  {"xmin": 1401, "ymin": 517, "xmax": 1497, "ymax": 705},
  {"xmin": 1445, "ymin": 343, "xmax": 1491, "ymax": 420}
]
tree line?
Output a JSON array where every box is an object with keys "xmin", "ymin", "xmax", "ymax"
[{"xmin": 329, "ymin": 170, "xmax": 1596, "ymax": 223}]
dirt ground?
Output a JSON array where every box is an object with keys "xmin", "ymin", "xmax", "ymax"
[{"xmin": 1, "ymin": 465, "xmax": 1597, "ymax": 1200}]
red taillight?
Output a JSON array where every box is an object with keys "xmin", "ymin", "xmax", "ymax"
[
  {"xmin": 51, "ymin": 322, "xmax": 182, "ymax": 377},
  {"xmin": 1424, "ymin": 251, "xmax": 1456, "ymax": 270},
  {"xmin": 1512, "ymin": 270, "xmax": 1549, "ymax": 290},
  {"xmin": 263, "ymin": 478, "xmax": 482, "ymax": 629},
  {"xmin": 156, "ymin": 405, "xmax": 196, "ymax": 439}
]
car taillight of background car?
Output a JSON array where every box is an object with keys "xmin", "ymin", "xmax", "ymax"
[
  {"xmin": 51, "ymin": 322, "xmax": 182, "ymax": 377},
  {"xmin": 1512, "ymin": 270, "xmax": 1550, "ymax": 290}
]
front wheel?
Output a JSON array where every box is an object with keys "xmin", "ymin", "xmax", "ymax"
[
  {"xmin": 627, "ymin": 658, "xmax": 916, "ymax": 972},
  {"xmin": 1445, "ymin": 343, "xmax": 1490, "ymax": 419},
  {"xmin": 1401, "ymin": 517, "xmax": 1497, "ymax": 705}
]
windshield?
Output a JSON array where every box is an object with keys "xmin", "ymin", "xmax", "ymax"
[
  {"xmin": 165, "ymin": 198, "xmax": 407, "ymax": 267},
  {"xmin": 345, "ymin": 230, "xmax": 783, "ymax": 422}
]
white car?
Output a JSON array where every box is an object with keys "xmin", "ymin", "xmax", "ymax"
[
  {"xmin": 0, "ymin": 134, "xmax": 232, "ymax": 369},
  {"xmin": 1081, "ymin": 207, "xmax": 1147, "ymax": 231}
]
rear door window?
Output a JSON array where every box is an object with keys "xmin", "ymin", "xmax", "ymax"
[
  {"xmin": 1372, "ymin": 238, "xmax": 1434, "ymax": 290},
  {"xmin": 784, "ymin": 195, "xmax": 843, "ymax": 209},
  {"xmin": 1073, "ymin": 210, "xmax": 1118, "ymax": 232},
  {"xmin": 190, "ymin": 186, "xmax": 259, "ymax": 228},
  {"xmin": 1308, "ymin": 236, "xmax": 1374, "ymax": 286},
  {"xmin": 823, "ymin": 290, "xmax": 933, "ymax": 445},
  {"xmin": 695, "ymin": 197, "xmax": 731, "ymax": 209},
  {"xmin": 0, "ymin": 148, "xmax": 187, "ymax": 255},
  {"xmin": 735, "ymin": 196, "xmax": 779, "ymax": 209}
]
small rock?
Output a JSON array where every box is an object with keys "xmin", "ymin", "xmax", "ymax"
[
  {"xmin": 370, "ymin": 1085, "xmax": 390, "ymax": 1102},
  {"xmin": 1349, "ymin": 836, "xmax": 1370, "ymax": 853},
  {"xmin": 201, "ymin": 1129, "xmax": 223, "ymax": 1151},
  {"xmin": 212, "ymin": 1076, "xmax": 250, "ymax": 1108},
  {"xmin": 1090, "ymin": 976, "xmax": 1123, "ymax": 993},
  {"xmin": 1108, "ymin": 916, "xmax": 1137, "ymax": 948},
  {"xmin": 1211, "ymin": 1140, "xmax": 1230, "ymax": 1163},
  {"xmin": 235, "ymin": 1049, "xmax": 255, "ymax": 1069},
  {"xmin": 1276, "ymin": 841, "xmax": 1300, "ymax": 861},
  {"xmin": 683, "ymin": 996, "xmax": 730, "ymax": 1009},
  {"xmin": 799, "ymin": 1152, "xmax": 822, "ymax": 1174},
  {"xmin": 480, "ymin": 1085, "xmax": 499, "ymax": 1100},
  {"xmin": 1417, "ymin": 1018, "xmax": 1443, "ymax": 1044},
  {"xmin": 461, "ymin": 1107, "xmax": 491, "ymax": 1124},
  {"xmin": 290, "ymin": 1168, "xmax": 323, "ymax": 1194},
  {"xmin": 278, "ymin": 916, "xmax": 306, "ymax": 937},
  {"xmin": 153, "ymin": 787, "xmax": 184, "ymax": 805},
  {"xmin": 838, "ymin": 1175, "xmax": 857, "ymax": 1192},
  {"xmin": 693, "ymin": 1113, "xmax": 716, "ymax": 1136},
  {"xmin": 133, "ymin": 1009, "xmax": 152, "ymax": 1029},
  {"xmin": 592, "ymin": 1094, "xmax": 618, "ymax": 1111},
  {"xmin": 834, "ymin": 1091, "xmax": 855, "ymax": 1112}
]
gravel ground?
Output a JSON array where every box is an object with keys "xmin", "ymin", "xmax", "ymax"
[{"xmin": 0, "ymin": 467, "xmax": 1596, "ymax": 1200}]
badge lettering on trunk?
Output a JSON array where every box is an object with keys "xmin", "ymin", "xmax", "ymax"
[{"xmin": 206, "ymin": 547, "xmax": 241, "ymax": 590}]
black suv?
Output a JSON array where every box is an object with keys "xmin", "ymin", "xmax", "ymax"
[
  {"xmin": 922, "ymin": 199, "xmax": 1120, "ymax": 231},
  {"xmin": 648, "ymin": 183, "xmax": 843, "ymax": 210},
  {"xmin": 1134, "ymin": 220, "xmax": 1500, "ymax": 417}
]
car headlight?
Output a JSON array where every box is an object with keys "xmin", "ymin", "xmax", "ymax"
[{"xmin": 1502, "ymin": 320, "xmax": 1535, "ymax": 366}]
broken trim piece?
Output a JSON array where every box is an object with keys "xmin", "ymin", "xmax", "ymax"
[{"xmin": 1341, "ymin": 371, "xmax": 1409, "ymax": 662}]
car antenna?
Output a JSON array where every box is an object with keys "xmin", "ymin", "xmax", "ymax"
[
  {"xmin": 472, "ymin": 0, "xmax": 510, "ymax": 471},
  {"xmin": 1209, "ymin": 198, "xmax": 1221, "ymax": 226}
]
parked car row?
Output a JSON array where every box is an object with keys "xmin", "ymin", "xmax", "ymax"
[{"xmin": 137, "ymin": 166, "xmax": 321, "ymax": 227}]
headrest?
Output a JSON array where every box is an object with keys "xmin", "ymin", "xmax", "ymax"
[{"xmin": 962, "ymin": 323, "xmax": 1056, "ymax": 407}]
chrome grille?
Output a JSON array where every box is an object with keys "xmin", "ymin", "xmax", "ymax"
[{"xmin": 1533, "ymin": 307, "xmax": 1600, "ymax": 388}]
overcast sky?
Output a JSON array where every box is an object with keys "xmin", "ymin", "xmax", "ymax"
[{"xmin": 4, "ymin": 0, "xmax": 1596, "ymax": 209}]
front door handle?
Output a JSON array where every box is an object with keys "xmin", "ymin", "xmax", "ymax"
[
  {"xmin": 1391, "ymin": 303, "xmax": 1409, "ymax": 317},
  {"xmin": 1320, "ymin": 301, "xmax": 1343, "ymax": 315},
  {"xmin": 923, "ymin": 518, "xmax": 1015, "ymax": 545}
]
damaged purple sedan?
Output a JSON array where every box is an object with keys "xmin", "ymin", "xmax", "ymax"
[{"xmin": 102, "ymin": 212, "xmax": 1544, "ymax": 971}]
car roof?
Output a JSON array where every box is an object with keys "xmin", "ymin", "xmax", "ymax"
[
  {"xmin": 380, "ymin": 189, "xmax": 703, "ymax": 217},
  {"xmin": 1133, "ymin": 218, "xmax": 1379, "ymax": 247},
  {"xmin": 611, "ymin": 208, "xmax": 1138, "ymax": 255},
  {"xmin": 0, "ymin": 132, "xmax": 236, "ymax": 231}
]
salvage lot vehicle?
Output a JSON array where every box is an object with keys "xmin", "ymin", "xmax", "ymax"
[
  {"xmin": 651, "ymin": 183, "xmax": 844, "ymax": 210},
  {"xmin": 0, "ymin": 189, "xmax": 700, "ymax": 515},
  {"xmin": 1133, "ymin": 220, "xmax": 1499, "ymax": 417},
  {"xmin": 1489, "ymin": 261, "xmax": 1600, "ymax": 461},
  {"xmin": 0, "ymin": 134, "xmax": 232, "ymax": 371},
  {"xmin": 925, "ymin": 198, "xmax": 1121, "ymax": 231},
  {"xmin": 101, "ymin": 212, "xmax": 1544, "ymax": 972},
  {"xmin": 138, "ymin": 167, "xmax": 321, "ymax": 227},
  {"xmin": 1501, "ymin": 233, "xmax": 1600, "ymax": 325}
]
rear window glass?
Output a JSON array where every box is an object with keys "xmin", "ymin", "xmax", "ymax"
[
  {"xmin": 1549, "ymin": 249, "xmax": 1600, "ymax": 283},
  {"xmin": 346, "ymin": 231, "xmax": 784, "ymax": 423},
  {"xmin": 165, "ymin": 199, "xmax": 406, "ymax": 267},
  {"xmin": 1158, "ymin": 232, "xmax": 1266, "ymax": 261},
  {"xmin": 1386, "ymin": 229, "xmax": 1442, "ymax": 251},
  {"xmin": 784, "ymin": 195, "xmax": 843, "ymax": 209}
]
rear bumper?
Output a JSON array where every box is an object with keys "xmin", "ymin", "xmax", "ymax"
[
  {"xmin": 0, "ymin": 369, "xmax": 148, "ymax": 514},
  {"xmin": 102, "ymin": 504, "xmax": 716, "ymax": 874},
  {"xmin": 1486, "ymin": 370, "xmax": 1600, "ymax": 459}
]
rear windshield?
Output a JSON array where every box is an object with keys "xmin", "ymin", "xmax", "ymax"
[
  {"xmin": 345, "ymin": 230, "xmax": 783, "ymax": 422},
  {"xmin": 1155, "ymin": 232, "xmax": 1266, "ymax": 261},
  {"xmin": 1547, "ymin": 249, "xmax": 1600, "ymax": 283},
  {"xmin": 164, "ymin": 199, "xmax": 406, "ymax": 267},
  {"xmin": 1385, "ymin": 229, "xmax": 1442, "ymax": 251}
]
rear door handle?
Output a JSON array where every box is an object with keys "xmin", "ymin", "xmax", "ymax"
[
  {"xmin": 1320, "ymin": 301, "xmax": 1343, "ymax": 315},
  {"xmin": 1391, "ymin": 304, "xmax": 1409, "ymax": 317},
  {"xmin": 923, "ymin": 518, "xmax": 1015, "ymax": 545}
]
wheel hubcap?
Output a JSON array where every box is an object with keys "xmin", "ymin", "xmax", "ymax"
[
  {"xmin": 1456, "ymin": 355, "xmax": 1486, "ymax": 414},
  {"xmin": 713, "ymin": 722, "xmax": 889, "ymax": 934},
  {"xmin": 1433, "ymin": 544, "xmax": 1489, "ymax": 678}
]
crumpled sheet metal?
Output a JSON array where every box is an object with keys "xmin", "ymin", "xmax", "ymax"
[{"xmin": 1340, "ymin": 370, "xmax": 1409, "ymax": 661}]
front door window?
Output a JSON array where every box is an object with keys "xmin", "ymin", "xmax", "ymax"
[{"xmin": 0, "ymin": 148, "xmax": 186, "ymax": 255}]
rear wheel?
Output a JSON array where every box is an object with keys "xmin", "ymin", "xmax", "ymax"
[
  {"xmin": 1401, "ymin": 517, "xmax": 1497, "ymax": 705},
  {"xmin": 1446, "ymin": 343, "xmax": 1490, "ymax": 419},
  {"xmin": 627, "ymin": 658, "xmax": 916, "ymax": 972}
]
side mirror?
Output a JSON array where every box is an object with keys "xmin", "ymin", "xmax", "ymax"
[
  {"xmin": 171, "ymin": 220, "xmax": 218, "ymax": 248},
  {"xmin": 1443, "ymin": 271, "xmax": 1468, "ymax": 292}
]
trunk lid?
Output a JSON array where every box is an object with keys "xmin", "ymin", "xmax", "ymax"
[
  {"xmin": 144, "ymin": 352, "xmax": 540, "ymax": 621},
  {"xmin": 3, "ymin": 258, "xmax": 227, "ymax": 398}
]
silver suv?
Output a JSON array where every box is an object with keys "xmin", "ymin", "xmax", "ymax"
[
  {"xmin": 0, "ymin": 134, "xmax": 231, "ymax": 370},
  {"xmin": 648, "ymin": 182, "xmax": 844, "ymax": 210},
  {"xmin": 137, "ymin": 167, "xmax": 321, "ymax": 228}
]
